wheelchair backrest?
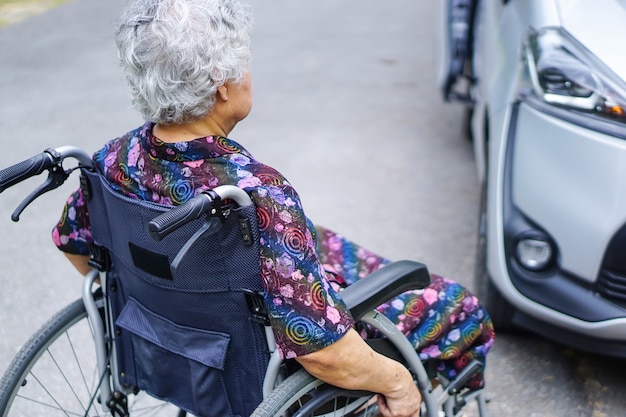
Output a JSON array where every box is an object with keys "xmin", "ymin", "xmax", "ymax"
[{"xmin": 80, "ymin": 168, "xmax": 269, "ymax": 417}]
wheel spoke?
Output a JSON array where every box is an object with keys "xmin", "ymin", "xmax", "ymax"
[
  {"xmin": 22, "ymin": 372, "xmax": 75, "ymax": 417},
  {"xmin": 64, "ymin": 328, "xmax": 92, "ymax": 403},
  {"xmin": 14, "ymin": 393, "xmax": 87, "ymax": 417},
  {"xmin": 46, "ymin": 343, "xmax": 89, "ymax": 413}
]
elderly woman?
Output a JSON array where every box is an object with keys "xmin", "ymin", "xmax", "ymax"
[{"xmin": 53, "ymin": 0, "xmax": 494, "ymax": 416}]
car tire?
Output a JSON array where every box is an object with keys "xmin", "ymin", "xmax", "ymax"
[{"xmin": 475, "ymin": 180, "xmax": 516, "ymax": 331}]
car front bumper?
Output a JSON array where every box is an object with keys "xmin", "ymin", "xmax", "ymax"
[{"xmin": 489, "ymin": 99, "xmax": 626, "ymax": 353}]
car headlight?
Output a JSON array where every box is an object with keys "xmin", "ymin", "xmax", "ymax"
[{"xmin": 521, "ymin": 27, "xmax": 626, "ymax": 124}]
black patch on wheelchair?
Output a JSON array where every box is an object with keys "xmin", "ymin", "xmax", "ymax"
[{"xmin": 129, "ymin": 242, "xmax": 173, "ymax": 280}]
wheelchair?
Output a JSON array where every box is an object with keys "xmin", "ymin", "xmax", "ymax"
[{"xmin": 0, "ymin": 146, "xmax": 490, "ymax": 417}]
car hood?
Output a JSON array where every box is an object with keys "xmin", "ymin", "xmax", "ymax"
[{"xmin": 555, "ymin": 0, "xmax": 626, "ymax": 82}]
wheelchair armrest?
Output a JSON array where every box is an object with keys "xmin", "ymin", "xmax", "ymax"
[{"xmin": 340, "ymin": 260, "xmax": 430, "ymax": 320}]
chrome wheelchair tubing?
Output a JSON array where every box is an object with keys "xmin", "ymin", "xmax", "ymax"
[
  {"xmin": 213, "ymin": 184, "xmax": 253, "ymax": 207},
  {"xmin": 53, "ymin": 145, "xmax": 94, "ymax": 168},
  {"xmin": 82, "ymin": 269, "xmax": 113, "ymax": 413},
  {"xmin": 360, "ymin": 310, "xmax": 439, "ymax": 417},
  {"xmin": 263, "ymin": 350, "xmax": 283, "ymax": 398},
  {"xmin": 263, "ymin": 325, "xmax": 283, "ymax": 398}
]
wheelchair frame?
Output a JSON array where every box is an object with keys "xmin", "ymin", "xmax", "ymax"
[{"xmin": 0, "ymin": 146, "xmax": 490, "ymax": 417}]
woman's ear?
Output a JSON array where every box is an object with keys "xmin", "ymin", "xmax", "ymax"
[{"xmin": 216, "ymin": 84, "xmax": 229, "ymax": 102}]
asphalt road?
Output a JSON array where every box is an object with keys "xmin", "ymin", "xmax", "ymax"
[{"xmin": 1, "ymin": 1, "xmax": 626, "ymax": 416}]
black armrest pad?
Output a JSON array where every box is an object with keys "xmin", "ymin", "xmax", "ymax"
[{"xmin": 340, "ymin": 260, "xmax": 430, "ymax": 320}]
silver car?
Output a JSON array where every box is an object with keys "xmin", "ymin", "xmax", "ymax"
[{"xmin": 438, "ymin": 0, "xmax": 626, "ymax": 356}]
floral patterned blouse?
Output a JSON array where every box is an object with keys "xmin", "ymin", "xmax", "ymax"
[{"xmin": 53, "ymin": 122, "xmax": 494, "ymax": 387}]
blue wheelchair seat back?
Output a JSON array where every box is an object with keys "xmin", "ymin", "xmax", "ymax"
[{"xmin": 80, "ymin": 168, "xmax": 269, "ymax": 417}]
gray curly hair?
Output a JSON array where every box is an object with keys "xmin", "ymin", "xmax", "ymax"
[{"xmin": 115, "ymin": 0, "xmax": 253, "ymax": 125}]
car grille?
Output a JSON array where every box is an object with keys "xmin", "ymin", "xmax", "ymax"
[
  {"xmin": 596, "ymin": 225, "xmax": 626, "ymax": 308},
  {"xmin": 597, "ymin": 269, "xmax": 626, "ymax": 308}
]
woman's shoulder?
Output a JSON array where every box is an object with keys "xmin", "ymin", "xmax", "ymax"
[{"xmin": 92, "ymin": 124, "xmax": 148, "ymax": 164}]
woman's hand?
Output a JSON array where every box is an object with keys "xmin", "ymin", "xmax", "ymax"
[
  {"xmin": 296, "ymin": 329, "xmax": 421, "ymax": 417},
  {"xmin": 376, "ymin": 366, "xmax": 421, "ymax": 417}
]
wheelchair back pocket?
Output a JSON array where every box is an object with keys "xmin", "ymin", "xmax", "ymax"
[{"xmin": 116, "ymin": 297, "xmax": 236, "ymax": 417}]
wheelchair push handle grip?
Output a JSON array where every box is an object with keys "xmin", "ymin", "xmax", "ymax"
[
  {"xmin": 0, "ymin": 153, "xmax": 54, "ymax": 193},
  {"xmin": 148, "ymin": 192, "xmax": 217, "ymax": 241}
]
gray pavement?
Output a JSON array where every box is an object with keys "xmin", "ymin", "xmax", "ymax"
[{"xmin": 1, "ymin": 1, "xmax": 626, "ymax": 416}]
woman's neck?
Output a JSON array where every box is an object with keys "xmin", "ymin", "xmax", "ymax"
[{"xmin": 153, "ymin": 116, "xmax": 231, "ymax": 143}]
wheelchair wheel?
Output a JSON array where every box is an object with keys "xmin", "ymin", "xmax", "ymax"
[
  {"xmin": 0, "ymin": 297, "xmax": 183, "ymax": 417},
  {"xmin": 252, "ymin": 368, "xmax": 379, "ymax": 417}
]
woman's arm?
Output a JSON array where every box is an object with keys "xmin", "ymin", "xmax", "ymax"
[
  {"xmin": 64, "ymin": 253, "xmax": 92, "ymax": 276},
  {"xmin": 296, "ymin": 328, "xmax": 421, "ymax": 417}
]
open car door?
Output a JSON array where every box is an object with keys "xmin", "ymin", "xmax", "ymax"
[{"xmin": 436, "ymin": 0, "xmax": 479, "ymax": 103}]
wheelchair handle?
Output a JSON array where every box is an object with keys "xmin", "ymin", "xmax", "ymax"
[
  {"xmin": 0, "ymin": 152, "xmax": 54, "ymax": 193},
  {"xmin": 148, "ymin": 185, "xmax": 252, "ymax": 241},
  {"xmin": 0, "ymin": 147, "xmax": 93, "ymax": 221},
  {"xmin": 0, "ymin": 147, "xmax": 93, "ymax": 193},
  {"xmin": 148, "ymin": 192, "xmax": 218, "ymax": 241}
]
